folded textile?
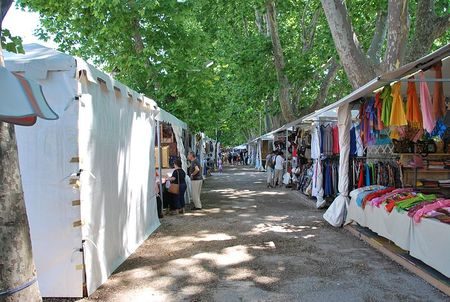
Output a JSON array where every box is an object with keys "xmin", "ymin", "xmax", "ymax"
[
  {"xmin": 371, "ymin": 188, "xmax": 414, "ymax": 207},
  {"xmin": 413, "ymin": 199, "xmax": 450, "ymax": 223},
  {"xmin": 396, "ymin": 193, "xmax": 437, "ymax": 212},
  {"xmin": 361, "ymin": 187, "xmax": 396, "ymax": 208}
]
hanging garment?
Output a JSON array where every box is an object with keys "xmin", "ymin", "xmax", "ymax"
[
  {"xmin": 365, "ymin": 98, "xmax": 377, "ymax": 145},
  {"xmin": 311, "ymin": 126, "xmax": 321, "ymax": 159},
  {"xmin": 357, "ymin": 162, "xmax": 365, "ymax": 188},
  {"xmin": 406, "ymin": 79, "xmax": 423, "ymax": 128},
  {"xmin": 419, "ymin": 71, "xmax": 437, "ymax": 133},
  {"xmin": 320, "ymin": 125, "xmax": 325, "ymax": 154},
  {"xmin": 374, "ymin": 92, "xmax": 384, "ymax": 130},
  {"xmin": 350, "ymin": 126, "xmax": 356, "ymax": 156},
  {"xmin": 389, "ymin": 82, "xmax": 408, "ymax": 126},
  {"xmin": 322, "ymin": 125, "xmax": 333, "ymax": 155},
  {"xmin": 355, "ymin": 124, "xmax": 364, "ymax": 156},
  {"xmin": 432, "ymin": 61, "xmax": 446, "ymax": 120},
  {"xmin": 332, "ymin": 125, "xmax": 340, "ymax": 154},
  {"xmin": 380, "ymin": 85, "xmax": 393, "ymax": 127},
  {"xmin": 365, "ymin": 164, "xmax": 371, "ymax": 186}
]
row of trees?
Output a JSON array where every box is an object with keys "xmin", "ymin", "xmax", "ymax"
[{"xmin": 17, "ymin": 0, "xmax": 450, "ymax": 144}]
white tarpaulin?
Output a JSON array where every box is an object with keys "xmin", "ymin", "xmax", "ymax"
[
  {"xmin": 346, "ymin": 198, "xmax": 450, "ymax": 277},
  {"xmin": 79, "ymin": 77, "xmax": 159, "ymax": 295},
  {"xmin": 6, "ymin": 44, "xmax": 160, "ymax": 297},
  {"xmin": 323, "ymin": 104, "xmax": 352, "ymax": 227}
]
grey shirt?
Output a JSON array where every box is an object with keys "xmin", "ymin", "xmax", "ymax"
[{"xmin": 189, "ymin": 159, "xmax": 202, "ymax": 180}]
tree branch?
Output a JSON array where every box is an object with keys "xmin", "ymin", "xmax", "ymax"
[
  {"xmin": 383, "ymin": 0, "xmax": 410, "ymax": 71},
  {"xmin": 297, "ymin": 57, "xmax": 340, "ymax": 116},
  {"xmin": 266, "ymin": 0, "xmax": 295, "ymax": 122},
  {"xmin": 320, "ymin": 0, "xmax": 375, "ymax": 88},
  {"xmin": 432, "ymin": 14, "xmax": 450, "ymax": 39},
  {"xmin": 367, "ymin": 11, "xmax": 387, "ymax": 65},
  {"xmin": 406, "ymin": 0, "xmax": 448, "ymax": 62}
]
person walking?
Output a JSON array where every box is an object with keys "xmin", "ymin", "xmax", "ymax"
[
  {"xmin": 274, "ymin": 151, "xmax": 285, "ymax": 188},
  {"xmin": 265, "ymin": 151, "xmax": 275, "ymax": 188},
  {"xmin": 167, "ymin": 158, "xmax": 187, "ymax": 214},
  {"xmin": 188, "ymin": 151, "xmax": 203, "ymax": 210}
]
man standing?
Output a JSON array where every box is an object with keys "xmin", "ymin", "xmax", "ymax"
[
  {"xmin": 188, "ymin": 151, "xmax": 203, "ymax": 210},
  {"xmin": 274, "ymin": 151, "xmax": 285, "ymax": 188},
  {"xmin": 265, "ymin": 151, "xmax": 275, "ymax": 188}
]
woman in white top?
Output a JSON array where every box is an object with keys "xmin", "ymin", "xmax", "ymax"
[{"xmin": 274, "ymin": 151, "xmax": 285, "ymax": 188}]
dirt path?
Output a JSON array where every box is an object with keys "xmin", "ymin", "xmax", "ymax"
[{"xmin": 59, "ymin": 166, "xmax": 447, "ymax": 302}]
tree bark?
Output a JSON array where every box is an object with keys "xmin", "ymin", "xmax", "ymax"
[
  {"xmin": 0, "ymin": 122, "xmax": 41, "ymax": 301},
  {"xmin": 266, "ymin": 0, "xmax": 295, "ymax": 122},
  {"xmin": 320, "ymin": 0, "xmax": 375, "ymax": 88},
  {"xmin": 367, "ymin": 11, "xmax": 388, "ymax": 65},
  {"xmin": 384, "ymin": 0, "xmax": 409, "ymax": 71},
  {"xmin": 407, "ymin": 0, "xmax": 450, "ymax": 62}
]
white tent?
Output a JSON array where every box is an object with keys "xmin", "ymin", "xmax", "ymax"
[{"xmin": 5, "ymin": 44, "xmax": 160, "ymax": 297}]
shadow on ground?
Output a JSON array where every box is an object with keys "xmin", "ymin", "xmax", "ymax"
[{"xmin": 45, "ymin": 166, "xmax": 448, "ymax": 302}]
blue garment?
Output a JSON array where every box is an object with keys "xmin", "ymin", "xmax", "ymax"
[
  {"xmin": 356, "ymin": 187, "xmax": 385, "ymax": 207},
  {"xmin": 350, "ymin": 127, "xmax": 356, "ymax": 156},
  {"xmin": 320, "ymin": 126, "xmax": 324, "ymax": 154},
  {"xmin": 365, "ymin": 164, "xmax": 371, "ymax": 186},
  {"xmin": 324, "ymin": 161, "xmax": 332, "ymax": 197}
]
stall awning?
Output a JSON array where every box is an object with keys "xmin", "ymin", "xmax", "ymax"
[
  {"xmin": 0, "ymin": 66, "xmax": 58, "ymax": 126},
  {"xmin": 155, "ymin": 108, "xmax": 188, "ymax": 129},
  {"xmin": 303, "ymin": 43, "xmax": 450, "ymax": 121}
]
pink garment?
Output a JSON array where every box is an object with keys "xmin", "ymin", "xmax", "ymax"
[
  {"xmin": 419, "ymin": 71, "xmax": 437, "ymax": 133},
  {"xmin": 413, "ymin": 199, "xmax": 450, "ymax": 223},
  {"xmin": 371, "ymin": 188, "xmax": 414, "ymax": 207}
]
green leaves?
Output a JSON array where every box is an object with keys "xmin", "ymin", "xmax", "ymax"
[{"xmin": 1, "ymin": 28, "xmax": 24, "ymax": 53}]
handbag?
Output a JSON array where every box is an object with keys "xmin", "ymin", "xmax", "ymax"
[{"xmin": 168, "ymin": 170, "xmax": 180, "ymax": 194}]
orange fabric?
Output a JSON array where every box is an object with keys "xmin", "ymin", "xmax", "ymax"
[
  {"xmin": 406, "ymin": 79, "xmax": 422, "ymax": 128},
  {"xmin": 432, "ymin": 61, "xmax": 446, "ymax": 119},
  {"xmin": 389, "ymin": 82, "xmax": 408, "ymax": 126}
]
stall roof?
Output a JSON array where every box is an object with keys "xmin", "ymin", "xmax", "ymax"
[
  {"xmin": 5, "ymin": 44, "xmax": 158, "ymax": 109},
  {"xmin": 155, "ymin": 108, "xmax": 188, "ymax": 129},
  {"xmin": 302, "ymin": 43, "xmax": 450, "ymax": 121}
]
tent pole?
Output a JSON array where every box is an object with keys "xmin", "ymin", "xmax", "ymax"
[
  {"xmin": 156, "ymin": 120, "xmax": 163, "ymax": 215},
  {"xmin": 285, "ymin": 129, "xmax": 288, "ymax": 171}
]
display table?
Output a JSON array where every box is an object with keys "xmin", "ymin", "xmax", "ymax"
[{"xmin": 346, "ymin": 196, "xmax": 450, "ymax": 278}]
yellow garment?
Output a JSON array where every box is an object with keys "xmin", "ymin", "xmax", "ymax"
[
  {"xmin": 389, "ymin": 82, "xmax": 408, "ymax": 126},
  {"xmin": 406, "ymin": 80, "xmax": 423, "ymax": 128}
]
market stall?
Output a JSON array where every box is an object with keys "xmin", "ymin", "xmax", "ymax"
[
  {"xmin": 5, "ymin": 44, "xmax": 161, "ymax": 297},
  {"xmin": 304, "ymin": 44, "xmax": 450, "ymax": 277}
]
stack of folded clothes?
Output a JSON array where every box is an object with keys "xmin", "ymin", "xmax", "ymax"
[
  {"xmin": 438, "ymin": 179, "xmax": 450, "ymax": 188},
  {"xmin": 419, "ymin": 179, "xmax": 439, "ymax": 188},
  {"xmin": 427, "ymin": 160, "xmax": 444, "ymax": 169}
]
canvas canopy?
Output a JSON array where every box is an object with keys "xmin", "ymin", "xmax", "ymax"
[{"xmin": 5, "ymin": 44, "xmax": 160, "ymax": 297}]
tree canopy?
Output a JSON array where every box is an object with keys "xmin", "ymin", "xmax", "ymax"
[{"xmin": 16, "ymin": 0, "xmax": 450, "ymax": 146}]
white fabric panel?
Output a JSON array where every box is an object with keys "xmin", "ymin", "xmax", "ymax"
[
  {"xmin": 410, "ymin": 218, "xmax": 450, "ymax": 277},
  {"xmin": 155, "ymin": 109, "xmax": 188, "ymax": 129},
  {"xmin": 4, "ymin": 43, "xmax": 76, "ymax": 80},
  {"xmin": 15, "ymin": 70, "xmax": 83, "ymax": 297},
  {"xmin": 172, "ymin": 124, "xmax": 190, "ymax": 202},
  {"xmin": 323, "ymin": 104, "xmax": 352, "ymax": 227},
  {"xmin": 346, "ymin": 199, "xmax": 411, "ymax": 250},
  {"xmin": 312, "ymin": 159, "xmax": 325, "ymax": 208},
  {"xmin": 310, "ymin": 125, "xmax": 321, "ymax": 160},
  {"xmin": 79, "ymin": 80, "xmax": 160, "ymax": 295},
  {"xmin": 347, "ymin": 199, "xmax": 450, "ymax": 277}
]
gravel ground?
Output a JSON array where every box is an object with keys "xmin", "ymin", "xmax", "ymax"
[{"xmin": 45, "ymin": 166, "xmax": 448, "ymax": 302}]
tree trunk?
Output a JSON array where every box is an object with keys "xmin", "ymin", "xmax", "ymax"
[
  {"xmin": 407, "ymin": 0, "xmax": 450, "ymax": 61},
  {"xmin": 0, "ymin": 122, "xmax": 42, "ymax": 302},
  {"xmin": 367, "ymin": 11, "xmax": 388, "ymax": 65},
  {"xmin": 384, "ymin": 0, "xmax": 409, "ymax": 71},
  {"xmin": 266, "ymin": 0, "xmax": 295, "ymax": 122},
  {"xmin": 320, "ymin": 0, "xmax": 375, "ymax": 88}
]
